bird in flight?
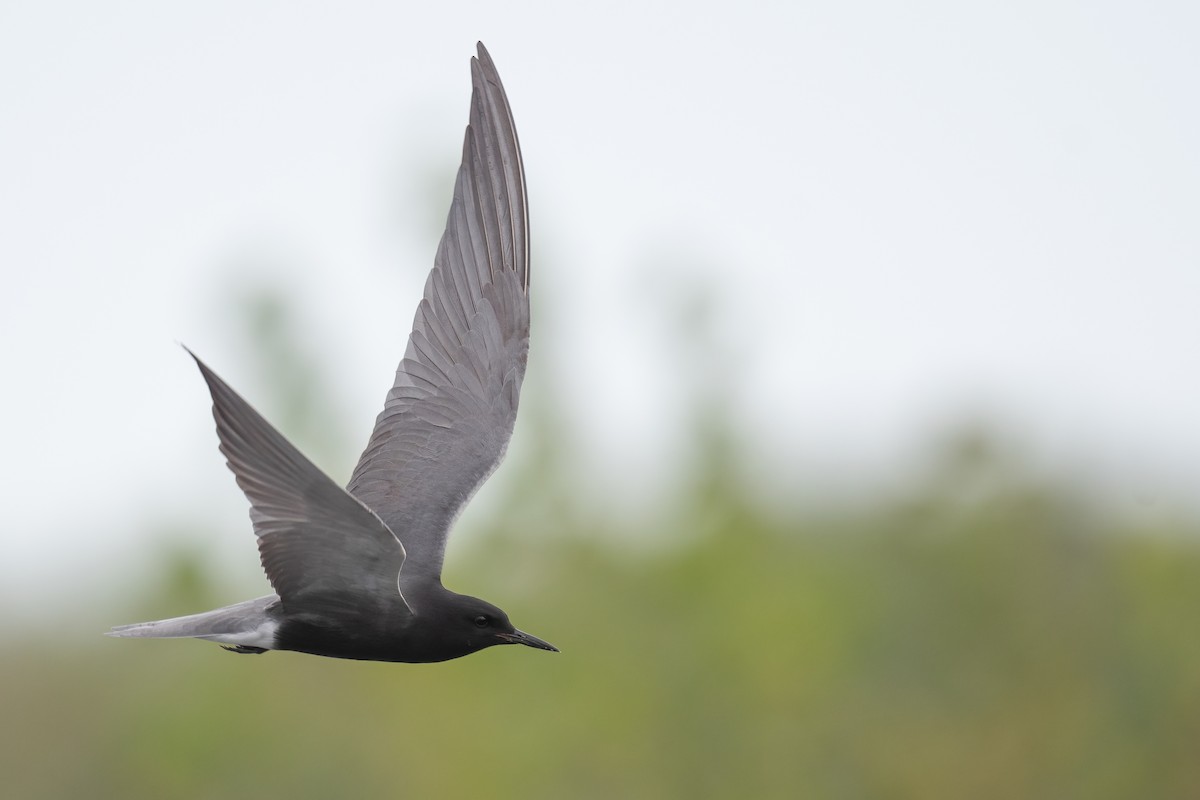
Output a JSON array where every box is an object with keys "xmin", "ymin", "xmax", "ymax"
[{"xmin": 109, "ymin": 43, "xmax": 556, "ymax": 663}]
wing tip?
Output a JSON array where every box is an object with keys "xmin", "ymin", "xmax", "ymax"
[
  {"xmin": 471, "ymin": 42, "xmax": 504, "ymax": 92},
  {"xmin": 475, "ymin": 41, "xmax": 492, "ymax": 67},
  {"xmin": 180, "ymin": 343, "xmax": 217, "ymax": 383}
]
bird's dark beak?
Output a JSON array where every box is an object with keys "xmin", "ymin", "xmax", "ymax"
[{"xmin": 497, "ymin": 628, "xmax": 558, "ymax": 652}]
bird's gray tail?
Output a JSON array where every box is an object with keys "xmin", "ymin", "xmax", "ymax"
[{"xmin": 107, "ymin": 594, "xmax": 282, "ymax": 653}]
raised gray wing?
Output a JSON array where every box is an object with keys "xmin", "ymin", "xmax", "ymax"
[
  {"xmin": 190, "ymin": 350, "xmax": 410, "ymax": 612},
  {"xmin": 347, "ymin": 43, "xmax": 530, "ymax": 579}
]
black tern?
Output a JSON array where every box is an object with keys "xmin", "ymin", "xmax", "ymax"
[{"xmin": 109, "ymin": 43, "xmax": 556, "ymax": 663}]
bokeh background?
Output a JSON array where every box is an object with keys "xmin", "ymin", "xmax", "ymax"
[{"xmin": 2, "ymin": 2, "xmax": 1198, "ymax": 798}]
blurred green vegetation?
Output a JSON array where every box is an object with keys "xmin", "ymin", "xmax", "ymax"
[{"xmin": 4, "ymin": 289, "xmax": 1198, "ymax": 799}]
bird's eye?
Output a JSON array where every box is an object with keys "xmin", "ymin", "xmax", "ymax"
[{"xmin": 473, "ymin": 615, "xmax": 489, "ymax": 628}]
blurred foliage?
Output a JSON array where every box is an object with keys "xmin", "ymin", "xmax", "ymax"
[{"xmin": 5, "ymin": 289, "xmax": 1198, "ymax": 799}]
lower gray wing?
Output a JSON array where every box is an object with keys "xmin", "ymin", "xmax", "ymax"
[
  {"xmin": 347, "ymin": 43, "xmax": 530, "ymax": 579},
  {"xmin": 190, "ymin": 351, "xmax": 410, "ymax": 612}
]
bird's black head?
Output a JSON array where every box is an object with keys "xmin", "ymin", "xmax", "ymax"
[{"xmin": 434, "ymin": 593, "xmax": 558, "ymax": 661}]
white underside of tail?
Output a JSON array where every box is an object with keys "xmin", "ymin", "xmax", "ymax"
[{"xmin": 193, "ymin": 620, "xmax": 279, "ymax": 649}]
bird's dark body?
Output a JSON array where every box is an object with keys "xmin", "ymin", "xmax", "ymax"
[
  {"xmin": 109, "ymin": 43, "xmax": 557, "ymax": 664},
  {"xmin": 272, "ymin": 584, "xmax": 509, "ymax": 663},
  {"xmin": 273, "ymin": 595, "xmax": 413, "ymax": 663},
  {"xmin": 276, "ymin": 615, "xmax": 419, "ymax": 663}
]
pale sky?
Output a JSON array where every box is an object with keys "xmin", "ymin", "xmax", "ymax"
[{"xmin": 2, "ymin": 1, "xmax": 1197, "ymax": 613}]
